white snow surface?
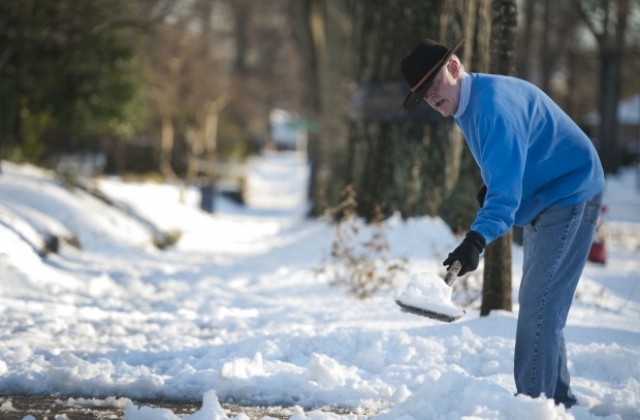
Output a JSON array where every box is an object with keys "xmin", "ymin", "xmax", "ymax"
[{"xmin": 0, "ymin": 153, "xmax": 639, "ymax": 420}]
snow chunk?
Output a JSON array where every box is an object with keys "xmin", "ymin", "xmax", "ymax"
[{"xmin": 395, "ymin": 272, "xmax": 465, "ymax": 319}]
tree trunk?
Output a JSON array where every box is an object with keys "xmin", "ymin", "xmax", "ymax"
[
  {"xmin": 347, "ymin": 0, "xmax": 454, "ymax": 221},
  {"xmin": 575, "ymin": 0, "xmax": 631, "ymax": 175},
  {"xmin": 516, "ymin": 0, "xmax": 535, "ymax": 79},
  {"xmin": 290, "ymin": 0, "xmax": 320, "ymax": 206},
  {"xmin": 308, "ymin": 0, "xmax": 352, "ymax": 215},
  {"xmin": 159, "ymin": 114, "xmax": 177, "ymax": 180},
  {"xmin": 481, "ymin": 229, "xmax": 513, "ymax": 315},
  {"xmin": 539, "ymin": 0, "xmax": 553, "ymax": 92},
  {"xmin": 598, "ymin": 46, "xmax": 623, "ymax": 174},
  {"xmin": 481, "ymin": 0, "xmax": 517, "ymax": 316}
]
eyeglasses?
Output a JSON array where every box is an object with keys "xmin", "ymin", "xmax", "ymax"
[{"xmin": 424, "ymin": 93, "xmax": 439, "ymax": 106}]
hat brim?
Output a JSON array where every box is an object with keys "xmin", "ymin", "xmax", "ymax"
[
  {"xmin": 402, "ymin": 38, "xmax": 465, "ymax": 111},
  {"xmin": 403, "ymin": 77, "xmax": 433, "ymax": 110}
]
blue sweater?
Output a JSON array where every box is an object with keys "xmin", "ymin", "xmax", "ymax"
[{"xmin": 455, "ymin": 73, "xmax": 605, "ymax": 244}]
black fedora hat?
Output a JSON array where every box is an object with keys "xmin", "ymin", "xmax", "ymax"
[{"xmin": 401, "ymin": 38, "xmax": 465, "ymax": 110}]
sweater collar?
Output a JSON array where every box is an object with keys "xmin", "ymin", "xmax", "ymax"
[{"xmin": 454, "ymin": 72, "xmax": 471, "ymax": 119}]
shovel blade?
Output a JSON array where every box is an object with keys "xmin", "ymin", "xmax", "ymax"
[{"xmin": 395, "ymin": 299, "xmax": 464, "ymax": 323}]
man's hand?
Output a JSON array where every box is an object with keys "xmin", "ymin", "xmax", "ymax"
[
  {"xmin": 476, "ymin": 184, "xmax": 487, "ymax": 208},
  {"xmin": 443, "ymin": 231, "xmax": 486, "ymax": 276}
]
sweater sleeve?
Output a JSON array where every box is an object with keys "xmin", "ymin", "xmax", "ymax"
[{"xmin": 469, "ymin": 114, "xmax": 527, "ymax": 244}]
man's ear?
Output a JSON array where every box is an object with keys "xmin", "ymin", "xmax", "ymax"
[{"xmin": 448, "ymin": 58, "xmax": 461, "ymax": 79}]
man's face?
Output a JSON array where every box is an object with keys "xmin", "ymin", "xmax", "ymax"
[{"xmin": 423, "ymin": 61, "xmax": 460, "ymax": 117}]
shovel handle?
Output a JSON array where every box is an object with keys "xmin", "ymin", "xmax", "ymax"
[{"xmin": 444, "ymin": 260, "xmax": 462, "ymax": 286}]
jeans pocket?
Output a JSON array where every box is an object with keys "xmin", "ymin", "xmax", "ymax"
[{"xmin": 583, "ymin": 193, "xmax": 604, "ymax": 226}]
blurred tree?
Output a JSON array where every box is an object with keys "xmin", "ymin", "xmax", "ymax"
[
  {"xmin": 515, "ymin": 0, "xmax": 598, "ymax": 120},
  {"xmin": 144, "ymin": 0, "xmax": 308, "ymax": 180},
  {"xmin": 286, "ymin": 0, "xmax": 486, "ymax": 232},
  {"xmin": 337, "ymin": 0, "xmax": 489, "ymax": 235},
  {"xmin": 294, "ymin": 0, "xmax": 352, "ymax": 215},
  {"xmin": 480, "ymin": 0, "xmax": 517, "ymax": 317},
  {"xmin": 0, "ymin": 0, "xmax": 166, "ymax": 164},
  {"xmin": 223, "ymin": 0, "xmax": 310, "ymax": 148},
  {"xmin": 0, "ymin": 0, "xmax": 309, "ymax": 178},
  {"xmin": 345, "ymin": 0, "xmax": 452, "ymax": 222},
  {"xmin": 536, "ymin": 1, "xmax": 581, "ymax": 94},
  {"xmin": 145, "ymin": 0, "xmax": 231, "ymax": 180},
  {"xmin": 575, "ymin": 0, "xmax": 633, "ymax": 174}
]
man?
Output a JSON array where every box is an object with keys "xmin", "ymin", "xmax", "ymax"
[{"xmin": 400, "ymin": 38, "xmax": 605, "ymax": 408}]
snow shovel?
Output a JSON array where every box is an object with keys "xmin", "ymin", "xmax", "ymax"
[{"xmin": 395, "ymin": 260, "xmax": 465, "ymax": 323}]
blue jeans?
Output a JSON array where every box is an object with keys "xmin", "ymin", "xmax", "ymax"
[{"xmin": 515, "ymin": 191, "xmax": 603, "ymax": 408}]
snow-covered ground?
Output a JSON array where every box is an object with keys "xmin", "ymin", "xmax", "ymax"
[{"xmin": 0, "ymin": 153, "xmax": 638, "ymax": 420}]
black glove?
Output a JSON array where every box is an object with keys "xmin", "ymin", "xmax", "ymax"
[
  {"xmin": 476, "ymin": 184, "xmax": 487, "ymax": 208},
  {"xmin": 443, "ymin": 230, "xmax": 486, "ymax": 276}
]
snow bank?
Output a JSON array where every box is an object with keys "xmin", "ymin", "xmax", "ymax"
[{"xmin": 0, "ymin": 157, "xmax": 638, "ymax": 420}]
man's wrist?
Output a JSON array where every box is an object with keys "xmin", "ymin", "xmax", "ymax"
[{"xmin": 465, "ymin": 230, "xmax": 486, "ymax": 251}]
